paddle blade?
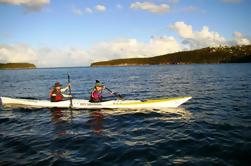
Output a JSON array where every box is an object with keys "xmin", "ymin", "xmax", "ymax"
[{"xmin": 113, "ymin": 92, "xmax": 123, "ymax": 99}]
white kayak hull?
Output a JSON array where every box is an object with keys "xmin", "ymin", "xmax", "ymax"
[{"xmin": 0, "ymin": 96, "xmax": 192, "ymax": 109}]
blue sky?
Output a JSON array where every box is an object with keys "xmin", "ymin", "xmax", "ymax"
[{"xmin": 0, "ymin": 0, "xmax": 250, "ymax": 67}]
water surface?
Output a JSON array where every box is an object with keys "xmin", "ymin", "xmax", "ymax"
[{"xmin": 0, "ymin": 64, "xmax": 250, "ymax": 165}]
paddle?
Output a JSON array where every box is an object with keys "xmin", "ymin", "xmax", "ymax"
[
  {"xmin": 67, "ymin": 73, "xmax": 73, "ymax": 108},
  {"xmin": 96, "ymin": 80, "xmax": 124, "ymax": 100},
  {"xmin": 105, "ymin": 87, "xmax": 124, "ymax": 100}
]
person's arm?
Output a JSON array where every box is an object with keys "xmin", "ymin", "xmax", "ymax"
[
  {"xmin": 61, "ymin": 86, "xmax": 68, "ymax": 93},
  {"xmin": 62, "ymin": 94, "xmax": 72, "ymax": 98},
  {"xmin": 62, "ymin": 83, "xmax": 72, "ymax": 98},
  {"xmin": 61, "ymin": 83, "xmax": 71, "ymax": 93}
]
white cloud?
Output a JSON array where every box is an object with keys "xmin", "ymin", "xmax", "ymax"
[
  {"xmin": 89, "ymin": 37, "xmax": 181, "ymax": 62},
  {"xmin": 72, "ymin": 4, "xmax": 106, "ymax": 15},
  {"xmin": 0, "ymin": 0, "xmax": 49, "ymax": 5},
  {"xmin": 85, "ymin": 7, "xmax": 93, "ymax": 14},
  {"xmin": 1, "ymin": 23, "xmax": 249, "ymax": 67},
  {"xmin": 130, "ymin": 2, "xmax": 170, "ymax": 13},
  {"xmin": 72, "ymin": 7, "xmax": 93, "ymax": 15},
  {"xmin": 231, "ymin": 32, "xmax": 250, "ymax": 45},
  {"xmin": 170, "ymin": 22, "xmax": 193, "ymax": 38},
  {"xmin": 147, "ymin": 36, "xmax": 181, "ymax": 55},
  {"xmin": 95, "ymin": 4, "xmax": 106, "ymax": 12},
  {"xmin": 36, "ymin": 47, "xmax": 90, "ymax": 67},
  {"xmin": 0, "ymin": 43, "xmax": 38, "ymax": 63},
  {"xmin": 0, "ymin": 44, "xmax": 91, "ymax": 67},
  {"xmin": 72, "ymin": 7, "xmax": 83, "ymax": 15},
  {"xmin": 0, "ymin": 0, "xmax": 50, "ymax": 12},
  {"xmin": 0, "ymin": 36, "xmax": 182, "ymax": 67},
  {"xmin": 170, "ymin": 21, "xmax": 226, "ymax": 49}
]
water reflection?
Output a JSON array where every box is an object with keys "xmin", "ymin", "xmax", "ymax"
[
  {"xmin": 50, "ymin": 108, "xmax": 104, "ymax": 134},
  {"xmin": 154, "ymin": 108, "xmax": 193, "ymax": 122},
  {"xmin": 86, "ymin": 110, "xmax": 104, "ymax": 134},
  {"xmin": 103, "ymin": 108, "xmax": 193, "ymax": 121},
  {"xmin": 50, "ymin": 108, "xmax": 72, "ymax": 123},
  {"xmin": 50, "ymin": 108, "xmax": 192, "ymax": 135}
]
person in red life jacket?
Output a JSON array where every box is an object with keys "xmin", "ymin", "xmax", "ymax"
[
  {"xmin": 90, "ymin": 81, "xmax": 106, "ymax": 102},
  {"xmin": 49, "ymin": 82, "xmax": 72, "ymax": 102}
]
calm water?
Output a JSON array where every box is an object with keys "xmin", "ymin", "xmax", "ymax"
[{"xmin": 0, "ymin": 64, "xmax": 251, "ymax": 165}]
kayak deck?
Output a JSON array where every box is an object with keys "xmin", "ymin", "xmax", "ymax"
[{"xmin": 0, "ymin": 96, "xmax": 192, "ymax": 109}]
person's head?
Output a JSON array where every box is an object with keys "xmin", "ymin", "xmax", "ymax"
[
  {"xmin": 95, "ymin": 82, "xmax": 104, "ymax": 91},
  {"xmin": 54, "ymin": 82, "xmax": 62, "ymax": 90}
]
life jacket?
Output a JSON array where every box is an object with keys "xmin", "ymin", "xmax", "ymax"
[
  {"xmin": 50, "ymin": 89, "xmax": 63, "ymax": 102},
  {"xmin": 90, "ymin": 90, "xmax": 102, "ymax": 102}
]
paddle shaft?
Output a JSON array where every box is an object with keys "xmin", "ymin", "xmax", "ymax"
[
  {"xmin": 67, "ymin": 74, "xmax": 73, "ymax": 107},
  {"xmin": 96, "ymin": 80, "xmax": 123, "ymax": 99},
  {"xmin": 105, "ymin": 87, "xmax": 123, "ymax": 99}
]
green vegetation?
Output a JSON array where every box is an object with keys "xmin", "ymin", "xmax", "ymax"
[
  {"xmin": 91, "ymin": 45, "xmax": 251, "ymax": 67},
  {"xmin": 0, "ymin": 63, "xmax": 36, "ymax": 70}
]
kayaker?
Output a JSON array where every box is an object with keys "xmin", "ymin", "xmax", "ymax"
[
  {"xmin": 90, "ymin": 81, "xmax": 106, "ymax": 102},
  {"xmin": 49, "ymin": 82, "xmax": 72, "ymax": 102}
]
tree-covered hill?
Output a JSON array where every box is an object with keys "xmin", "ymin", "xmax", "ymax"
[
  {"xmin": 0, "ymin": 63, "xmax": 36, "ymax": 69},
  {"xmin": 91, "ymin": 45, "xmax": 251, "ymax": 67}
]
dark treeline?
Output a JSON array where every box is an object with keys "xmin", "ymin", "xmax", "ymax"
[
  {"xmin": 91, "ymin": 45, "xmax": 251, "ymax": 67},
  {"xmin": 0, "ymin": 63, "xmax": 36, "ymax": 69}
]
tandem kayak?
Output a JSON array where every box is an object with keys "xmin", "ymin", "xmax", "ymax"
[{"xmin": 0, "ymin": 96, "xmax": 192, "ymax": 109}]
